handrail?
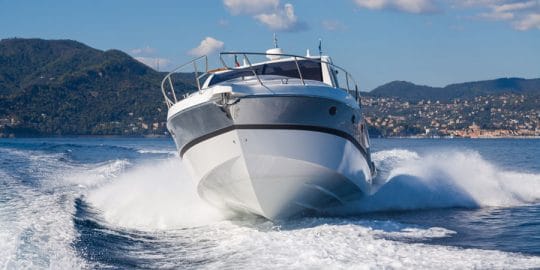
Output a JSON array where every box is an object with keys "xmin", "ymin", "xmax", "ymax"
[
  {"xmin": 160, "ymin": 55, "xmax": 209, "ymax": 108},
  {"xmin": 219, "ymin": 51, "xmax": 359, "ymax": 95},
  {"xmin": 293, "ymin": 56, "xmax": 305, "ymax": 85},
  {"xmin": 161, "ymin": 52, "xmax": 361, "ymax": 108},
  {"xmin": 241, "ymin": 53, "xmax": 265, "ymax": 86}
]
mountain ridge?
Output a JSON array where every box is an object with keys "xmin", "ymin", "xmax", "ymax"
[
  {"xmin": 1, "ymin": 38, "xmax": 538, "ymax": 137},
  {"xmin": 367, "ymin": 77, "xmax": 540, "ymax": 102},
  {"xmin": 0, "ymin": 38, "xmax": 194, "ymax": 136}
]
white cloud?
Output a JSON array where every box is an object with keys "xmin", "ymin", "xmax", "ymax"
[
  {"xmin": 514, "ymin": 13, "xmax": 540, "ymax": 30},
  {"xmin": 188, "ymin": 37, "xmax": 224, "ymax": 57},
  {"xmin": 134, "ymin": 57, "xmax": 171, "ymax": 71},
  {"xmin": 223, "ymin": 0, "xmax": 278, "ymax": 15},
  {"xmin": 356, "ymin": 0, "xmax": 389, "ymax": 9},
  {"xmin": 254, "ymin": 3, "xmax": 307, "ymax": 31},
  {"xmin": 354, "ymin": 0, "xmax": 439, "ymax": 14},
  {"xmin": 321, "ymin": 20, "xmax": 346, "ymax": 31},
  {"xmin": 130, "ymin": 46, "xmax": 155, "ymax": 55},
  {"xmin": 454, "ymin": 0, "xmax": 504, "ymax": 7},
  {"xmin": 494, "ymin": 1, "xmax": 536, "ymax": 12},
  {"xmin": 223, "ymin": 0, "xmax": 308, "ymax": 31},
  {"xmin": 478, "ymin": 11, "xmax": 514, "ymax": 20},
  {"xmin": 456, "ymin": 0, "xmax": 540, "ymax": 30}
]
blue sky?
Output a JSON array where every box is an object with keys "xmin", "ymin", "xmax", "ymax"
[{"xmin": 1, "ymin": 0, "xmax": 539, "ymax": 90}]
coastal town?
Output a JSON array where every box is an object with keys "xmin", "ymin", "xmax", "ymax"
[
  {"xmin": 362, "ymin": 93, "xmax": 540, "ymax": 138},
  {"xmin": 2, "ymin": 92, "xmax": 539, "ymax": 138}
]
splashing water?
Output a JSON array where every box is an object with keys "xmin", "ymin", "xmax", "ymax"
[
  {"xmin": 330, "ymin": 149, "xmax": 540, "ymax": 215},
  {"xmin": 2, "ymin": 138, "xmax": 539, "ymax": 269},
  {"xmin": 87, "ymin": 148, "xmax": 540, "ymax": 230},
  {"xmin": 86, "ymin": 159, "xmax": 228, "ymax": 230}
]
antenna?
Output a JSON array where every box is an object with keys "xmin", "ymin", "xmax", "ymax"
[
  {"xmin": 318, "ymin": 38, "xmax": 322, "ymax": 56},
  {"xmin": 273, "ymin": 33, "xmax": 278, "ymax": 48},
  {"xmin": 156, "ymin": 58, "xmax": 160, "ymax": 72}
]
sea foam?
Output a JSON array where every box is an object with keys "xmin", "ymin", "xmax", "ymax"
[
  {"xmin": 79, "ymin": 148, "xmax": 540, "ymax": 269},
  {"xmin": 87, "ymin": 148, "xmax": 540, "ymax": 230},
  {"xmin": 86, "ymin": 159, "xmax": 227, "ymax": 230},
  {"xmin": 331, "ymin": 149, "xmax": 540, "ymax": 214}
]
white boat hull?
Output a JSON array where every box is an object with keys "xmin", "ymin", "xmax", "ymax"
[{"xmin": 182, "ymin": 128, "xmax": 372, "ymax": 219}]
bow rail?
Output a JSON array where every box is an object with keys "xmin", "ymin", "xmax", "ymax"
[
  {"xmin": 160, "ymin": 55, "xmax": 208, "ymax": 108},
  {"xmin": 161, "ymin": 52, "xmax": 360, "ymax": 108}
]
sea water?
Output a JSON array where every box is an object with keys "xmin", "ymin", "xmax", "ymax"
[{"xmin": 0, "ymin": 137, "xmax": 539, "ymax": 269}]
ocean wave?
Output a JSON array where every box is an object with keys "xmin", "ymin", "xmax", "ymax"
[
  {"xmin": 136, "ymin": 149, "xmax": 177, "ymax": 156},
  {"xmin": 63, "ymin": 159, "xmax": 131, "ymax": 188},
  {"xmin": 85, "ymin": 159, "xmax": 228, "ymax": 230},
  {"xmin": 332, "ymin": 149, "xmax": 540, "ymax": 214},
  {"xmin": 15, "ymin": 144, "xmax": 536, "ymax": 269},
  {"xmin": 0, "ymin": 140, "xmax": 146, "ymax": 165},
  {"xmin": 0, "ymin": 172, "xmax": 88, "ymax": 269},
  {"xmin": 83, "ymin": 148, "xmax": 540, "ymax": 231},
  {"xmin": 189, "ymin": 218, "xmax": 540, "ymax": 269}
]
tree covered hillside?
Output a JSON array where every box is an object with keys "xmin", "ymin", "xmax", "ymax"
[
  {"xmin": 0, "ymin": 38, "xmax": 194, "ymax": 136},
  {"xmin": 367, "ymin": 78, "xmax": 540, "ymax": 102}
]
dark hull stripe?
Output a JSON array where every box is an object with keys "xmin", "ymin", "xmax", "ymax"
[{"xmin": 179, "ymin": 124, "xmax": 372, "ymax": 171}]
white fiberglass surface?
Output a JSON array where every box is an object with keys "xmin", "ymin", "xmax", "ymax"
[{"xmin": 167, "ymin": 79, "xmax": 356, "ymax": 120}]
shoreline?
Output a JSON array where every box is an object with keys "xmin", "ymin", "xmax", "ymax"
[
  {"xmin": 375, "ymin": 136, "xmax": 540, "ymax": 139},
  {"xmin": 1, "ymin": 135, "xmax": 539, "ymax": 140},
  {"xmin": 0, "ymin": 134, "xmax": 171, "ymax": 139}
]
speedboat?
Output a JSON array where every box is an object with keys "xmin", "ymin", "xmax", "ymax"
[{"xmin": 161, "ymin": 45, "xmax": 376, "ymax": 220}]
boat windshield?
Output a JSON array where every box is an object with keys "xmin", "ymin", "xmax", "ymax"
[{"xmin": 208, "ymin": 59, "xmax": 322, "ymax": 86}]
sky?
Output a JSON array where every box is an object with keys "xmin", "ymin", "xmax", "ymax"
[{"xmin": 1, "ymin": 0, "xmax": 539, "ymax": 90}]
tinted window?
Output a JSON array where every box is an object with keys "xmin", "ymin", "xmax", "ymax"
[{"xmin": 209, "ymin": 60, "xmax": 322, "ymax": 86}]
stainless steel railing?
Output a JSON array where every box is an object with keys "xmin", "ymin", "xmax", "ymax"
[
  {"xmin": 160, "ymin": 55, "xmax": 208, "ymax": 108},
  {"xmin": 219, "ymin": 52, "xmax": 359, "ymax": 91},
  {"xmin": 161, "ymin": 52, "xmax": 360, "ymax": 108}
]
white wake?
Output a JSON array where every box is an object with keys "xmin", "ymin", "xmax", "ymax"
[
  {"xmin": 86, "ymin": 159, "xmax": 228, "ymax": 230},
  {"xmin": 86, "ymin": 149, "xmax": 540, "ymax": 229},
  {"xmin": 81, "ymin": 149, "xmax": 540, "ymax": 269}
]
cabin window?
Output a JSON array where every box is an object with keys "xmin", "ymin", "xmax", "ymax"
[{"xmin": 208, "ymin": 60, "xmax": 323, "ymax": 86}]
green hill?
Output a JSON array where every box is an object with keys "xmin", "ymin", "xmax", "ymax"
[
  {"xmin": 1, "ymin": 38, "xmax": 538, "ymax": 137},
  {"xmin": 368, "ymin": 77, "xmax": 540, "ymax": 102},
  {"xmin": 0, "ymin": 38, "xmax": 194, "ymax": 136}
]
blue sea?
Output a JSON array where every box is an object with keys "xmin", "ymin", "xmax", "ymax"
[{"xmin": 1, "ymin": 137, "xmax": 539, "ymax": 269}]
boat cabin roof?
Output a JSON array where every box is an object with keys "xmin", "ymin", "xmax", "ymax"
[
  {"xmin": 207, "ymin": 58, "xmax": 324, "ymax": 87},
  {"xmin": 160, "ymin": 51, "xmax": 359, "ymax": 108}
]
